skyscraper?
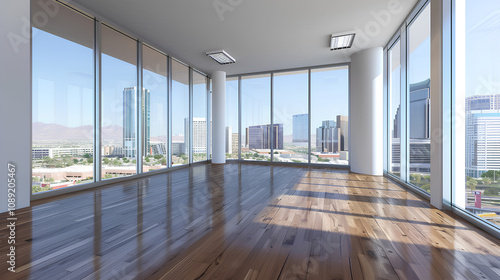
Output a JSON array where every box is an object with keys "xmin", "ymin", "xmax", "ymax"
[
  {"xmin": 142, "ymin": 88, "xmax": 151, "ymax": 156},
  {"xmin": 316, "ymin": 120, "xmax": 338, "ymax": 153},
  {"xmin": 248, "ymin": 124, "xmax": 283, "ymax": 150},
  {"xmin": 337, "ymin": 115, "xmax": 349, "ymax": 152},
  {"xmin": 123, "ymin": 87, "xmax": 150, "ymax": 158},
  {"xmin": 315, "ymin": 116, "xmax": 349, "ymax": 154},
  {"xmin": 465, "ymin": 94, "xmax": 500, "ymax": 177},
  {"xmin": 232, "ymin": 133, "xmax": 239, "ymax": 154},
  {"xmin": 184, "ymin": 118, "xmax": 207, "ymax": 154},
  {"xmin": 293, "ymin": 114, "xmax": 308, "ymax": 143},
  {"xmin": 391, "ymin": 79, "xmax": 431, "ymax": 174}
]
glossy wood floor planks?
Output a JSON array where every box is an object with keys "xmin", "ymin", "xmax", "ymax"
[{"xmin": 1, "ymin": 163, "xmax": 500, "ymax": 280}]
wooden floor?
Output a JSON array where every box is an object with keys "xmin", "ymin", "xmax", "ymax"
[{"xmin": 1, "ymin": 163, "xmax": 500, "ymax": 280}]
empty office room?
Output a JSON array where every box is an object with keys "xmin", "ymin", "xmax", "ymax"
[{"xmin": 2, "ymin": 0, "xmax": 500, "ymax": 279}]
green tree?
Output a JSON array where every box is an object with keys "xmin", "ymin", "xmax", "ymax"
[
  {"xmin": 411, "ymin": 174, "xmax": 422, "ymax": 183},
  {"xmin": 484, "ymin": 188, "xmax": 500, "ymax": 196},
  {"xmin": 102, "ymin": 158, "xmax": 110, "ymax": 165},
  {"xmin": 73, "ymin": 159, "xmax": 79, "ymax": 164},
  {"xmin": 87, "ymin": 157, "xmax": 93, "ymax": 164},
  {"xmin": 483, "ymin": 178, "xmax": 492, "ymax": 186},
  {"xmin": 466, "ymin": 176, "xmax": 478, "ymax": 190},
  {"xmin": 481, "ymin": 170, "xmax": 499, "ymax": 181},
  {"xmin": 44, "ymin": 177, "xmax": 55, "ymax": 183},
  {"xmin": 154, "ymin": 154, "xmax": 163, "ymax": 160},
  {"xmin": 32, "ymin": 185, "xmax": 51, "ymax": 193}
]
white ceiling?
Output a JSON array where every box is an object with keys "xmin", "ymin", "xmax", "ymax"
[{"xmin": 69, "ymin": 0, "xmax": 417, "ymax": 76}]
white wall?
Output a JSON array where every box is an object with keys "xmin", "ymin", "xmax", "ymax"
[
  {"xmin": 0, "ymin": 0, "xmax": 31, "ymax": 212},
  {"xmin": 349, "ymin": 47, "xmax": 384, "ymax": 176}
]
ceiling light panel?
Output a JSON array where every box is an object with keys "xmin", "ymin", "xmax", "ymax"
[
  {"xmin": 206, "ymin": 50, "xmax": 236, "ymax": 65},
  {"xmin": 330, "ymin": 33, "xmax": 355, "ymax": 50}
]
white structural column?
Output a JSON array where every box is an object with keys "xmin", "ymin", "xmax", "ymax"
[
  {"xmin": 211, "ymin": 71, "xmax": 226, "ymax": 164},
  {"xmin": 452, "ymin": 0, "xmax": 466, "ymax": 209},
  {"xmin": 0, "ymin": 0, "xmax": 31, "ymax": 212},
  {"xmin": 349, "ymin": 47, "xmax": 384, "ymax": 176}
]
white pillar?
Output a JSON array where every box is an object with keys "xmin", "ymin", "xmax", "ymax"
[
  {"xmin": 212, "ymin": 71, "xmax": 226, "ymax": 164},
  {"xmin": 0, "ymin": 0, "xmax": 31, "ymax": 212},
  {"xmin": 349, "ymin": 47, "xmax": 384, "ymax": 176},
  {"xmin": 452, "ymin": 0, "xmax": 466, "ymax": 208}
]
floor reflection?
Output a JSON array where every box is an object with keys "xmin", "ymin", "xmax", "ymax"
[{"xmin": 1, "ymin": 164, "xmax": 499, "ymax": 279}]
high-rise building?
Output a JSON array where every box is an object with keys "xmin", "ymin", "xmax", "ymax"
[
  {"xmin": 142, "ymin": 88, "xmax": 151, "ymax": 156},
  {"xmin": 316, "ymin": 120, "xmax": 338, "ymax": 153},
  {"xmin": 232, "ymin": 133, "xmax": 239, "ymax": 154},
  {"xmin": 293, "ymin": 114, "xmax": 308, "ymax": 143},
  {"xmin": 315, "ymin": 116, "xmax": 349, "ymax": 154},
  {"xmin": 123, "ymin": 87, "xmax": 136, "ymax": 158},
  {"xmin": 225, "ymin": 126, "xmax": 232, "ymax": 154},
  {"xmin": 150, "ymin": 142, "xmax": 166, "ymax": 156},
  {"xmin": 248, "ymin": 124, "xmax": 283, "ymax": 150},
  {"xmin": 393, "ymin": 79, "xmax": 431, "ymax": 139},
  {"xmin": 465, "ymin": 94, "xmax": 500, "ymax": 177},
  {"xmin": 123, "ymin": 87, "xmax": 150, "ymax": 158},
  {"xmin": 391, "ymin": 80, "xmax": 431, "ymax": 173},
  {"xmin": 184, "ymin": 118, "xmax": 207, "ymax": 154},
  {"xmin": 337, "ymin": 115, "xmax": 349, "ymax": 152}
]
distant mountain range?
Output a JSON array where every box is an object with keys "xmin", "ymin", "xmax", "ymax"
[
  {"xmin": 33, "ymin": 122, "xmax": 174, "ymax": 143},
  {"xmin": 33, "ymin": 122, "xmax": 122, "ymax": 141}
]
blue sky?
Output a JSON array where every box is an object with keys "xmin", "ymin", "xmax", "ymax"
[
  {"xmin": 226, "ymin": 68, "xmax": 349, "ymax": 137},
  {"xmin": 33, "ymin": 28, "xmax": 206, "ymax": 137},
  {"xmin": 33, "ymin": 1, "xmax": 500, "ymax": 140}
]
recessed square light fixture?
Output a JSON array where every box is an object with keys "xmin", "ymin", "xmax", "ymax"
[
  {"xmin": 206, "ymin": 50, "xmax": 236, "ymax": 65},
  {"xmin": 330, "ymin": 33, "xmax": 356, "ymax": 50}
]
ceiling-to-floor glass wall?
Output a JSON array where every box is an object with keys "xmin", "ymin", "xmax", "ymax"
[
  {"xmin": 171, "ymin": 60, "xmax": 190, "ymax": 166},
  {"xmin": 32, "ymin": 1, "xmax": 95, "ymax": 192},
  {"xmin": 142, "ymin": 46, "xmax": 168, "ymax": 172},
  {"xmin": 226, "ymin": 77, "xmax": 239, "ymax": 160},
  {"xmin": 241, "ymin": 74, "xmax": 271, "ymax": 162},
  {"xmin": 101, "ymin": 25, "xmax": 138, "ymax": 179},
  {"xmin": 407, "ymin": 3, "xmax": 431, "ymax": 192},
  {"xmin": 273, "ymin": 70, "xmax": 309, "ymax": 163},
  {"xmin": 310, "ymin": 66, "xmax": 349, "ymax": 165}
]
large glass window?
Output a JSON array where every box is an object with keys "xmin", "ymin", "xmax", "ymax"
[
  {"xmin": 171, "ymin": 60, "xmax": 189, "ymax": 166},
  {"xmin": 388, "ymin": 40, "xmax": 402, "ymax": 177},
  {"xmin": 273, "ymin": 70, "xmax": 309, "ymax": 163},
  {"xmin": 453, "ymin": 0, "xmax": 500, "ymax": 227},
  {"xmin": 241, "ymin": 74, "xmax": 271, "ymax": 161},
  {"xmin": 142, "ymin": 46, "xmax": 167, "ymax": 172},
  {"xmin": 193, "ymin": 71, "xmax": 208, "ymax": 162},
  {"xmin": 32, "ymin": 2, "xmax": 94, "ymax": 193},
  {"xmin": 101, "ymin": 26, "xmax": 138, "ymax": 179},
  {"xmin": 310, "ymin": 66, "xmax": 349, "ymax": 165},
  {"xmin": 407, "ymin": 4, "xmax": 431, "ymax": 191},
  {"xmin": 226, "ymin": 77, "xmax": 239, "ymax": 159}
]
